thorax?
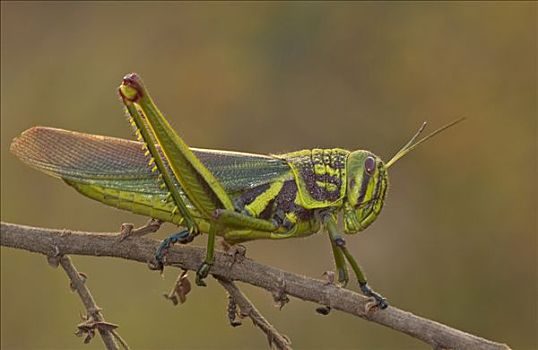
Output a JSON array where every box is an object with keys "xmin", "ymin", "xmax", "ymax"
[
  {"xmin": 279, "ymin": 148, "xmax": 349, "ymax": 209},
  {"xmin": 233, "ymin": 148, "xmax": 349, "ymax": 229}
]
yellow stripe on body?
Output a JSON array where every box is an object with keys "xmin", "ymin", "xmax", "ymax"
[
  {"xmin": 315, "ymin": 181, "xmax": 339, "ymax": 192},
  {"xmin": 244, "ymin": 180, "xmax": 284, "ymax": 217},
  {"xmin": 313, "ymin": 162, "xmax": 341, "ymax": 177}
]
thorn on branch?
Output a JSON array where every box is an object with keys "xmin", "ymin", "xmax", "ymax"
[
  {"xmin": 118, "ymin": 218, "xmax": 162, "ymax": 242},
  {"xmin": 221, "ymin": 240, "xmax": 247, "ymax": 267},
  {"xmin": 322, "ymin": 271, "xmax": 336, "ymax": 285},
  {"xmin": 119, "ymin": 223, "xmax": 134, "ymax": 240}
]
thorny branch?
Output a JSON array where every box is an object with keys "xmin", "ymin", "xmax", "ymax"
[
  {"xmin": 1, "ymin": 222, "xmax": 511, "ymax": 350},
  {"xmin": 53, "ymin": 255, "xmax": 130, "ymax": 350},
  {"xmin": 216, "ymin": 277, "xmax": 292, "ymax": 350}
]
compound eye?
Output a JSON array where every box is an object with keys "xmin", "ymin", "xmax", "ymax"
[{"xmin": 364, "ymin": 156, "xmax": 376, "ymax": 175}]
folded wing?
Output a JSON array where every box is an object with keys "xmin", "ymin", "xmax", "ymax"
[{"xmin": 10, "ymin": 127, "xmax": 290, "ymax": 196}]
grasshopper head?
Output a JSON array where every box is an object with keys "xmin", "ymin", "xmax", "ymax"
[
  {"xmin": 344, "ymin": 151, "xmax": 388, "ymax": 233},
  {"xmin": 343, "ymin": 117, "xmax": 465, "ymax": 234}
]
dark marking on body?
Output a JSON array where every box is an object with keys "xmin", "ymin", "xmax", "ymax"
[
  {"xmin": 356, "ymin": 172, "xmax": 371, "ymax": 206},
  {"xmin": 294, "ymin": 149, "xmax": 346, "ymax": 203},
  {"xmin": 258, "ymin": 198, "xmax": 275, "ymax": 220},
  {"xmin": 234, "ymin": 183, "xmax": 271, "ymax": 211}
]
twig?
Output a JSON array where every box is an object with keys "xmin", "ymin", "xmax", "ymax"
[
  {"xmin": 216, "ymin": 277, "xmax": 292, "ymax": 350},
  {"xmin": 109, "ymin": 330, "xmax": 130, "ymax": 350},
  {"xmin": 119, "ymin": 218, "xmax": 162, "ymax": 241},
  {"xmin": 0, "ymin": 222, "xmax": 511, "ymax": 350},
  {"xmin": 56, "ymin": 255, "xmax": 129, "ymax": 350}
]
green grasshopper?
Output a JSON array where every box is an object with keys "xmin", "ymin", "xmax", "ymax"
[{"xmin": 10, "ymin": 73, "xmax": 464, "ymax": 309}]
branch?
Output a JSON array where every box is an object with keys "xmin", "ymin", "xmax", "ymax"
[
  {"xmin": 216, "ymin": 277, "xmax": 292, "ymax": 350},
  {"xmin": 55, "ymin": 255, "xmax": 129, "ymax": 350},
  {"xmin": 1, "ymin": 222, "xmax": 511, "ymax": 350}
]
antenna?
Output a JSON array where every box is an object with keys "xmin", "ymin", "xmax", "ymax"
[{"xmin": 385, "ymin": 117, "xmax": 466, "ymax": 169}]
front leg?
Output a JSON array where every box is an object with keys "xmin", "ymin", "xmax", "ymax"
[
  {"xmin": 322, "ymin": 213, "xmax": 388, "ymax": 309},
  {"xmin": 329, "ymin": 235, "xmax": 349, "ymax": 287}
]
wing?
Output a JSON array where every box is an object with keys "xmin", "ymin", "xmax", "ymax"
[{"xmin": 10, "ymin": 127, "xmax": 291, "ymax": 196}]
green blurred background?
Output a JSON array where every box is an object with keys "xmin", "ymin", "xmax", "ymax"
[{"xmin": 1, "ymin": 2, "xmax": 536, "ymax": 349}]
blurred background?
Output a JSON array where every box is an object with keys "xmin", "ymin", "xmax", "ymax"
[{"xmin": 1, "ymin": 2, "xmax": 536, "ymax": 349}]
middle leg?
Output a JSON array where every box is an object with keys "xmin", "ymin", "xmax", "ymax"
[{"xmin": 323, "ymin": 213, "xmax": 388, "ymax": 309}]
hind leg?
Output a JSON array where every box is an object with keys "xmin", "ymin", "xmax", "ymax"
[{"xmin": 151, "ymin": 229, "xmax": 195, "ymax": 271}]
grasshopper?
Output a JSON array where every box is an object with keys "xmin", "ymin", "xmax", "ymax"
[{"xmin": 10, "ymin": 73, "xmax": 464, "ymax": 309}]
